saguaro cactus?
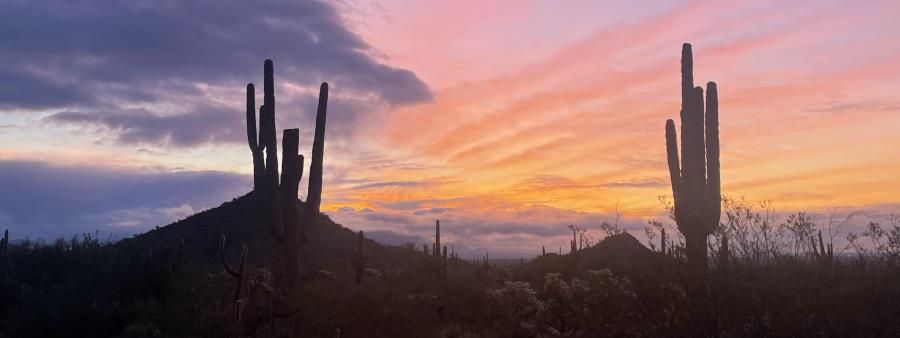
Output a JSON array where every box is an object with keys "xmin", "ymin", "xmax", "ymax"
[
  {"xmin": 441, "ymin": 245, "xmax": 448, "ymax": 287},
  {"xmin": 352, "ymin": 231, "xmax": 369, "ymax": 285},
  {"xmin": 660, "ymin": 228, "xmax": 667, "ymax": 255},
  {"xmin": 238, "ymin": 59, "xmax": 329, "ymax": 322},
  {"xmin": 810, "ymin": 230, "xmax": 833, "ymax": 278},
  {"xmin": 433, "ymin": 220, "xmax": 441, "ymax": 257},
  {"xmin": 665, "ymin": 43, "xmax": 721, "ymax": 286},
  {"xmin": 220, "ymin": 235, "xmax": 249, "ymax": 303},
  {"xmin": 0, "ymin": 229, "xmax": 8, "ymax": 255}
]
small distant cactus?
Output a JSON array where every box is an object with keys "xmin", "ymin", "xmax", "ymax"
[
  {"xmin": 442, "ymin": 245, "xmax": 448, "ymax": 288},
  {"xmin": 219, "ymin": 234, "xmax": 249, "ymax": 303},
  {"xmin": 718, "ymin": 233, "xmax": 729, "ymax": 272},
  {"xmin": 352, "ymin": 231, "xmax": 370, "ymax": 285},
  {"xmin": 433, "ymin": 220, "xmax": 441, "ymax": 257},
  {"xmin": 810, "ymin": 230, "xmax": 834, "ymax": 278},
  {"xmin": 0, "ymin": 229, "xmax": 8, "ymax": 255}
]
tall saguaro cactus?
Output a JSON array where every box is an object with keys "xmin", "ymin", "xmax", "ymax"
[
  {"xmin": 236, "ymin": 59, "xmax": 329, "ymax": 324},
  {"xmin": 665, "ymin": 43, "xmax": 721, "ymax": 286}
]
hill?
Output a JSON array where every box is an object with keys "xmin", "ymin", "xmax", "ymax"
[{"xmin": 119, "ymin": 191, "xmax": 433, "ymax": 282}]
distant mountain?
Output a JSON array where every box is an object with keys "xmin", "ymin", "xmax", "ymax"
[
  {"xmin": 119, "ymin": 192, "xmax": 430, "ymax": 280},
  {"xmin": 120, "ymin": 191, "xmax": 681, "ymax": 290},
  {"xmin": 512, "ymin": 233, "xmax": 685, "ymax": 291}
]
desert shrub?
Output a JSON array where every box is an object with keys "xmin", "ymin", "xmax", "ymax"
[{"xmin": 488, "ymin": 281, "xmax": 546, "ymax": 337}]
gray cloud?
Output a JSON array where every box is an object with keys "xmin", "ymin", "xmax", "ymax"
[
  {"xmin": 351, "ymin": 180, "xmax": 425, "ymax": 190},
  {"xmin": 413, "ymin": 207, "xmax": 453, "ymax": 216},
  {"xmin": 0, "ymin": 160, "xmax": 249, "ymax": 240},
  {"xmin": 46, "ymin": 106, "xmax": 239, "ymax": 147},
  {"xmin": 805, "ymin": 100, "xmax": 900, "ymax": 115},
  {"xmin": 1, "ymin": 0, "xmax": 431, "ymax": 146},
  {"xmin": 598, "ymin": 177, "xmax": 666, "ymax": 189}
]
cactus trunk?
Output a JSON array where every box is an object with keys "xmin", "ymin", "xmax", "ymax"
[{"xmin": 305, "ymin": 83, "xmax": 328, "ymax": 218}]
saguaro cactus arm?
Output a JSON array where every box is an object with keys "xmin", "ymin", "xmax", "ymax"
[
  {"xmin": 665, "ymin": 119, "xmax": 681, "ymax": 205},
  {"xmin": 305, "ymin": 83, "xmax": 329, "ymax": 218},
  {"xmin": 262, "ymin": 60, "xmax": 279, "ymax": 189},
  {"xmin": 247, "ymin": 84, "xmax": 258, "ymax": 151},
  {"xmin": 705, "ymin": 82, "xmax": 721, "ymax": 228}
]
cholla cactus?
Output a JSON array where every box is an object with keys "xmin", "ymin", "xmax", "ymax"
[
  {"xmin": 489, "ymin": 281, "xmax": 546, "ymax": 336},
  {"xmin": 570, "ymin": 270, "xmax": 640, "ymax": 336}
]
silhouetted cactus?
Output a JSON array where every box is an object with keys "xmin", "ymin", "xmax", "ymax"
[
  {"xmin": 247, "ymin": 84, "xmax": 265, "ymax": 190},
  {"xmin": 658, "ymin": 228, "xmax": 669, "ymax": 256},
  {"xmin": 220, "ymin": 234, "xmax": 248, "ymax": 303},
  {"xmin": 433, "ymin": 220, "xmax": 441, "ymax": 257},
  {"xmin": 811, "ymin": 230, "xmax": 833, "ymax": 278},
  {"xmin": 352, "ymin": 231, "xmax": 369, "ymax": 285},
  {"xmin": 442, "ymin": 245, "xmax": 448, "ymax": 287},
  {"xmin": 570, "ymin": 225, "xmax": 578, "ymax": 254},
  {"xmin": 718, "ymin": 233, "xmax": 729, "ymax": 269},
  {"xmin": 0, "ymin": 229, "xmax": 8, "ymax": 256},
  {"xmin": 236, "ymin": 60, "xmax": 330, "ymax": 329},
  {"xmin": 262, "ymin": 60, "xmax": 279, "ymax": 190},
  {"xmin": 242, "ymin": 59, "xmax": 329, "ymax": 293},
  {"xmin": 665, "ymin": 43, "xmax": 721, "ymax": 284}
]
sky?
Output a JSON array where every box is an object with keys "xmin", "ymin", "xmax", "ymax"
[{"xmin": 0, "ymin": 0, "xmax": 899, "ymax": 257}]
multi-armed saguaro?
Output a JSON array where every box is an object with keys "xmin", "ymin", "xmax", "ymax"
[
  {"xmin": 226, "ymin": 58, "xmax": 329, "ymax": 301},
  {"xmin": 665, "ymin": 43, "xmax": 721, "ymax": 283}
]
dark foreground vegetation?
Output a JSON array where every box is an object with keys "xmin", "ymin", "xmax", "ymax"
[
  {"xmin": 2, "ymin": 45, "xmax": 899, "ymax": 337},
  {"xmin": 1, "ymin": 205, "xmax": 899, "ymax": 337}
]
